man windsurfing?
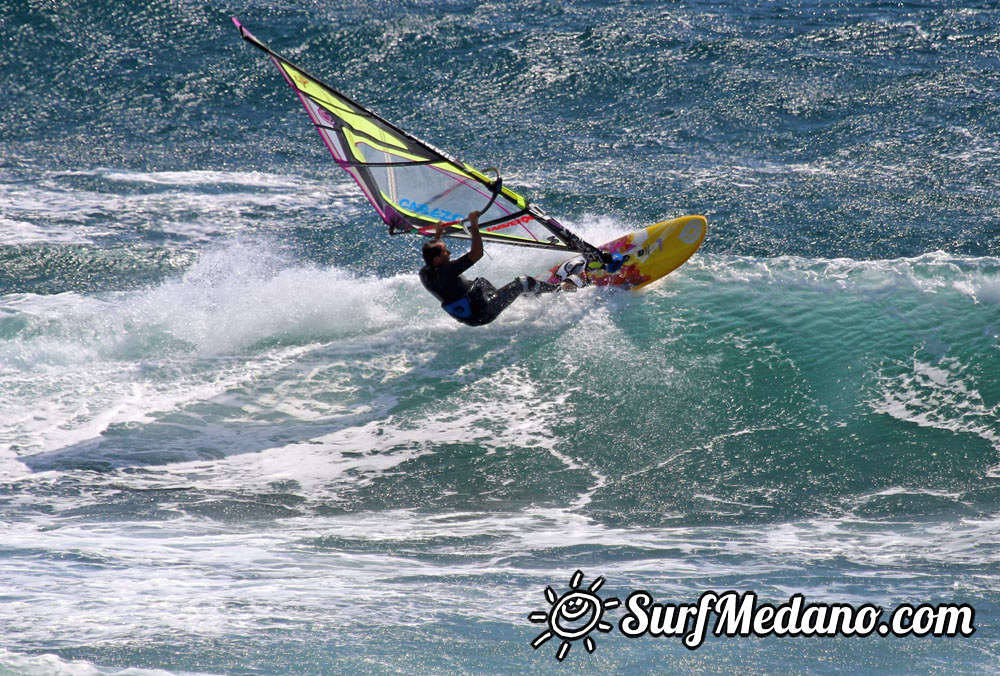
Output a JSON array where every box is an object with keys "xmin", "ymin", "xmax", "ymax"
[{"xmin": 419, "ymin": 211, "xmax": 566, "ymax": 326}]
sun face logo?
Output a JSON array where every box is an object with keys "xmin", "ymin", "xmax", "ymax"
[{"xmin": 528, "ymin": 570, "xmax": 620, "ymax": 661}]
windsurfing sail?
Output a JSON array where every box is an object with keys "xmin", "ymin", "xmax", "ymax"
[{"xmin": 234, "ymin": 18, "xmax": 606, "ymax": 260}]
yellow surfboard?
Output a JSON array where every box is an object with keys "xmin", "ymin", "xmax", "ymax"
[{"xmin": 542, "ymin": 215, "xmax": 707, "ymax": 290}]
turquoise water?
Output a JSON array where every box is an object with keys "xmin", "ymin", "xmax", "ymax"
[{"xmin": 1, "ymin": 1, "xmax": 999, "ymax": 674}]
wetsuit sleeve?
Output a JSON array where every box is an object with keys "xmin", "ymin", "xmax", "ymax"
[{"xmin": 446, "ymin": 253, "xmax": 476, "ymax": 277}]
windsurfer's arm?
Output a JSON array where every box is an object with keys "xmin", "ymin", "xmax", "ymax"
[{"xmin": 467, "ymin": 211, "xmax": 484, "ymax": 263}]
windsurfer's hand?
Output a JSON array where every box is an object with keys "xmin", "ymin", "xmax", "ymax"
[{"xmin": 467, "ymin": 211, "xmax": 480, "ymax": 230}]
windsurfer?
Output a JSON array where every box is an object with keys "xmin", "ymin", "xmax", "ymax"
[{"xmin": 419, "ymin": 211, "xmax": 561, "ymax": 326}]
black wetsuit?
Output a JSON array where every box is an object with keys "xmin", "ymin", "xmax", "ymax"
[{"xmin": 420, "ymin": 253, "xmax": 552, "ymax": 326}]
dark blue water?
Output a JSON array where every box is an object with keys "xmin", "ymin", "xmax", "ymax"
[{"xmin": 1, "ymin": 1, "xmax": 998, "ymax": 674}]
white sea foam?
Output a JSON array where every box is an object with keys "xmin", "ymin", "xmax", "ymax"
[
  {"xmin": 99, "ymin": 169, "xmax": 309, "ymax": 189},
  {"xmin": 3, "ymin": 489, "xmax": 995, "ymax": 652},
  {"xmin": 0, "ymin": 226, "xmax": 623, "ymax": 482},
  {"xmin": 0, "ymin": 239, "xmax": 428, "ymax": 474},
  {"xmin": 0, "ymin": 649, "xmax": 208, "ymax": 676},
  {"xmin": 686, "ymin": 250, "xmax": 1000, "ymax": 303},
  {"xmin": 871, "ymin": 354, "xmax": 1000, "ymax": 460},
  {"xmin": 0, "ymin": 168, "xmax": 364, "ymax": 246},
  {"xmin": 0, "ymin": 215, "xmax": 99, "ymax": 246}
]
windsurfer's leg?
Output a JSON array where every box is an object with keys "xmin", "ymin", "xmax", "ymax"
[
  {"xmin": 489, "ymin": 277, "xmax": 559, "ymax": 317},
  {"xmin": 465, "ymin": 276, "xmax": 559, "ymax": 325},
  {"xmin": 518, "ymin": 276, "xmax": 560, "ymax": 295},
  {"xmin": 460, "ymin": 278, "xmax": 508, "ymax": 325},
  {"xmin": 482, "ymin": 279, "xmax": 524, "ymax": 317}
]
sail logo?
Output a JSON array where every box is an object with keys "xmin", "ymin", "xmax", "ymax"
[
  {"xmin": 397, "ymin": 199, "xmax": 463, "ymax": 222},
  {"xmin": 485, "ymin": 214, "xmax": 534, "ymax": 232}
]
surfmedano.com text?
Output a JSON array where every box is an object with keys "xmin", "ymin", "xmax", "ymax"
[{"xmin": 619, "ymin": 591, "xmax": 975, "ymax": 649}]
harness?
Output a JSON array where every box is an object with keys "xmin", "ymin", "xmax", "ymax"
[{"xmin": 441, "ymin": 296, "xmax": 473, "ymax": 319}]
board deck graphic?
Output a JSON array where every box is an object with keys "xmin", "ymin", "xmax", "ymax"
[{"xmin": 545, "ymin": 215, "xmax": 707, "ymax": 290}]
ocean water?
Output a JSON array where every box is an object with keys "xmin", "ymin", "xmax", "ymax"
[{"xmin": 1, "ymin": 0, "xmax": 999, "ymax": 674}]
